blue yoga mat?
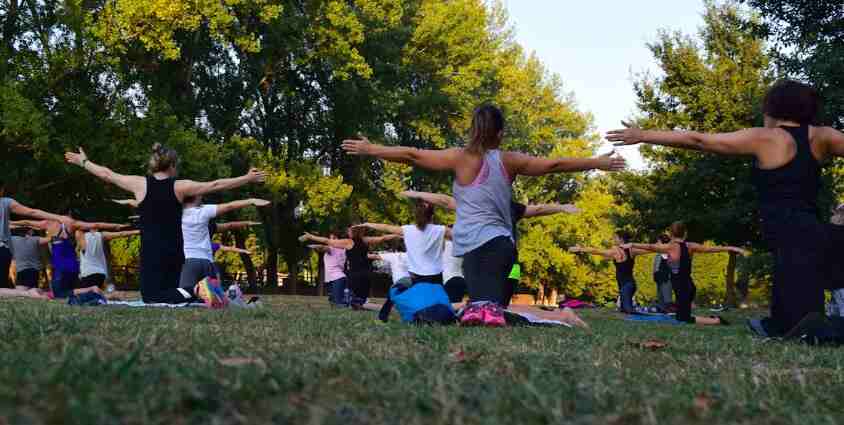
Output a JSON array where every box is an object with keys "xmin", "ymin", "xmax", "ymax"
[{"xmin": 626, "ymin": 314, "xmax": 684, "ymax": 325}]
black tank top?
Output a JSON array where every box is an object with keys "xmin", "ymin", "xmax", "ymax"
[
  {"xmin": 752, "ymin": 125, "xmax": 820, "ymax": 214},
  {"xmin": 614, "ymin": 248, "xmax": 635, "ymax": 282},
  {"xmin": 671, "ymin": 242, "xmax": 692, "ymax": 282},
  {"xmin": 138, "ymin": 176, "xmax": 183, "ymax": 264},
  {"xmin": 345, "ymin": 238, "xmax": 371, "ymax": 274}
]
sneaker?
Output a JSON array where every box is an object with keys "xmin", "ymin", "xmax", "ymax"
[
  {"xmin": 460, "ymin": 303, "xmax": 485, "ymax": 326},
  {"xmin": 195, "ymin": 278, "xmax": 228, "ymax": 309},
  {"xmin": 481, "ymin": 303, "xmax": 506, "ymax": 327}
]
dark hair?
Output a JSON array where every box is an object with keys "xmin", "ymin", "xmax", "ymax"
[
  {"xmin": 763, "ymin": 80, "xmax": 821, "ymax": 125},
  {"xmin": 468, "ymin": 104, "xmax": 504, "ymax": 154},
  {"xmin": 349, "ymin": 225, "xmax": 366, "ymax": 242},
  {"xmin": 415, "ymin": 201, "xmax": 434, "ymax": 230},
  {"xmin": 615, "ymin": 231, "xmax": 631, "ymax": 244},
  {"xmin": 148, "ymin": 143, "xmax": 179, "ymax": 174},
  {"xmin": 658, "ymin": 234, "xmax": 671, "ymax": 244},
  {"xmin": 670, "ymin": 221, "xmax": 687, "ymax": 238}
]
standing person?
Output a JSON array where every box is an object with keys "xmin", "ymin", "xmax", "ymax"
[
  {"xmin": 569, "ymin": 231, "xmax": 647, "ymax": 314},
  {"xmin": 626, "ymin": 222, "xmax": 748, "ymax": 325},
  {"xmin": 608, "ymin": 80, "xmax": 844, "ymax": 336},
  {"xmin": 10, "ymin": 226, "xmax": 48, "ymax": 290},
  {"xmin": 0, "ymin": 180, "xmax": 72, "ymax": 288},
  {"xmin": 354, "ymin": 201, "xmax": 450, "ymax": 284},
  {"xmin": 308, "ymin": 231, "xmax": 348, "ymax": 305},
  {"xmin": 65, "ymin": 144, "xmax": 267, "ymax": 304},
  {"xmin": 179, "ymin": 196, "xmax": 269, "ymax": 289},
  {"xmin": 77, "ymin": 227, "xmax": 140, "ymax": 290},
  {"xmin": 299, "ymin": 228, "xmax": 400, "ymax": 308},
  {"xmin": 652, "ymin": 234, "xmax": 674, "ymax": 310}
]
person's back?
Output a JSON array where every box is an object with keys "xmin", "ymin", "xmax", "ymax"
[
  {"xmin": 80, "ymin": 232, "xmax": 107, "ymax": 278},
  {"xmin": 182, "ymin": 205, "xmax": 217, "ymax": 261},
  {"xmin": 401, "ymin": 224, "xmax": 446, "ymax": 278},
  {"xmin": 138, "ymin": 176, "xmax": 185, "ymax": 301},
  {"xmin": 12, "ymin": 235, "xmax": 41, "ymax": 273},
  {"xmin": 324, "ymin": 247, "xmax": 346, "ymax": 282}
]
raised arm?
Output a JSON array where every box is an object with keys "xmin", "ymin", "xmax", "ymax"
[
  {"xmin": 174, "ymin": 168, "xmax": 267, "ymax": 200},
  {"xmin": 356, "ymin": 223, "xmax": 404, "ymax": 236},
  {"xmin": 400, "ymin": 191, "xmax": 457, "ymax": 211},
  {"xmin": 10, "ymin": 220, "xmax": 49, "ymax": 230},
  {"xmin": 298, "ymin": 233, "xmax": 354, "ymax": 250},
  {"xmin": 688, "ymin": 243, "xmax": 749, "ymax": 256},
  {"xmin": 9, "ymin": 202, "xmax": 72, "ymax": 226},
  {"xmin": 505, "ymin": 151, "xmax": 626, "ymax": 177},
  {"xmin": 65, "ymin": 148, "xmax": 146, "ymax": 199},
  {"xmin": 101, "ymin": 230, "xmax": 141, "ymax": 241},
  {"xmin": 820, "ymin": 126, "xmax": 844, "ymax": 159},
  {"xmin": 364, "ymin": 234, "xmax": 402, "ymax": 246},
  {"xmin": 568, "ymin": 246, "xmax": 617, "ymax": 259},
  {"xmin": 214, "ymin": 221, "xmax": 262, "ymax": 232},
  {"xmin": 524, "ymin": 204, "xmax": 579, "ymax": 218},
  {"xmin": 215, "ymin": 199, "xmax": 270, "ymax": 217},
  {"xmin": 607, "ymin": 123, "xmax": 770, "ymax": 157},
  {"xmin": 342, "ymin": 137, "xmax": 460, "ymax": 172}
]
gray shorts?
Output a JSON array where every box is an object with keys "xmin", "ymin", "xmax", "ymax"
[{"xmin": 179, "ymin": 258, "xmax": 217, "ymax": 289}]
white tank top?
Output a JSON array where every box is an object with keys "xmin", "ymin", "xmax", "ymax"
[{"xmin": 80, "ymin": 232, "xmax": 108, "ymax": 277}]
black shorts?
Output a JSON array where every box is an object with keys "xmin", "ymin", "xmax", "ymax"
[
  {"xmin": 80, "ymin": 273, "xmax": 106, "ymax": 289},
  {"xmin": 16, "ymin": 269, "xmax": 40, "ymax": 288}
]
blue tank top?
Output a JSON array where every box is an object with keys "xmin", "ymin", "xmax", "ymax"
[
  {"xmin": 452, "ymin": 150, "xmax": 513, "ymax": 256},
  {"xmin": 51, "ymin": 225, "xmax": 79, "ymax": 274}
]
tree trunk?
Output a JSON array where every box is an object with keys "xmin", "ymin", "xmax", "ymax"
[
  {"xmin": 549, "ymin": 287, "xmax": 559, "ymax": 307},
  {"xmin": 537, "ymin": 284, "xmax": 545, "ymax": 307},
  {"xmin": 233, "ymin": 231, "xmax": 257, "ymax": 289},
  {"xmin": 260, "ymin": 204, "xmax": 279, "ymax": 288},
  {"xmin": 724, "ymin": 252, "xmax": 738, "ymax": 307}
]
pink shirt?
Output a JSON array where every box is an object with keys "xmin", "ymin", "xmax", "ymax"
[{"xmin": 324, "ymin": 247, "xmax": 347, "ymax": 282}]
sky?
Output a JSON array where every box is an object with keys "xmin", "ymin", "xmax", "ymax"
[{"xmin": 503, "ymin": 0, "xmax": 709, "ymax": 168}]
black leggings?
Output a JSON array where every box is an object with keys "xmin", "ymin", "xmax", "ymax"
[
  {"xmin": 462, "ymin": 236, "xmax": 516, "ymax": 304},
  {"xmin": 673, "ymin": 276, "xmax": 697, "ymax": 324},
  {"xmin": 410, "ymin": 273, "xmax": 443, "ymax": 285},
  {"xmin": 444, "ymin": 277, "xmax": 467, "ymax": 303},
  {"xmin": 0, "ymin": 247, "xmax": 11, "ymax": 289},
  {"xmin": 347, "ymin": 272, "xmax": 370, "ymax": 305},
  {"xmin": 141, "ymin": 258, "xmax": 192, "ymax": 304}
]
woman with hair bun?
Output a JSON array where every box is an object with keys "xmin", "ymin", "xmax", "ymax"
[{"xmin": 65, "ymin": 143, "xmax": 267, "ymax": 304}]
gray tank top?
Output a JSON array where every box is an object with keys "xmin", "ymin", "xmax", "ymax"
[
  {"xmin": 452, "ymin": 150, "xmax": 513, "ymax": 256},
  {"xmin": 11, "ymin": 236, "xmax": 41, "ymax": 271},
  {"xmin": 0, "ymin": 197, "xmax": 12, "ymax": 250},
  {"xmin": 80, "ymin": 232, "xmax": 108, "ymax": 277}
]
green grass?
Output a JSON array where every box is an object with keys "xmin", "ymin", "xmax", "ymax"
[{"xmin": 1, "ymin": 296, "xmax": 843, "ymax": 425}]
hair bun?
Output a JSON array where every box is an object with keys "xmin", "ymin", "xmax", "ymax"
[{"xmin": 152, "ymin": 143, "xmax": 163, "ymax": 154}]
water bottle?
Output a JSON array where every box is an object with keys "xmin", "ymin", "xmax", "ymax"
[
  {"xmin": 343, "ymin": 288, "xmax": 351, "ymax": 307},
  {"xmin": 106, "ymin": 284, "xmax": 116, "ymax": 294}
]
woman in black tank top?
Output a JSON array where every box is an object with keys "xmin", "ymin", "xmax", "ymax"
[
  {"xmin": 300, "ymin": 226, "xmax": 400, "ymax": 308},
  {"xmin": 569, "ymin": 231, "xmax": 645, "ymax": 313},
  {"xmin": 66, "ymin": 143, "xmax": 267, "ymax": 303},
  {"xmin": 630, "ymin": 222, "xmax": 748, "ymax": 325},
  {"xmin": 609, "ymin": 80, "xmax": 844, "ymax": 336}
]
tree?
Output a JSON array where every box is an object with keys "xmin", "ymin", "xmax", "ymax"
[{"xmin": 618, "ymin": 1, "xmax": 773, "ymax": 306}]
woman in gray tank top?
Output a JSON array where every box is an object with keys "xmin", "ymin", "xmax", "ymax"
[{"xmin": 343, "ymin": 104, "xmax": 627, "ymax": 326}]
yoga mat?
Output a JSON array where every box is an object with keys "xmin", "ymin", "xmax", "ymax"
[
  {"xmin": 107, "ymin": 300, "xmax": 203, "ymax": 308},
  {"xmin": 626, "ymin": 314, "xmax": 683, "ymax": 325}
]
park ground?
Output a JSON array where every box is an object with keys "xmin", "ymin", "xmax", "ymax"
[{"xmin": 1, "ymin": 295, "xmax": 842, "ymax": 425}]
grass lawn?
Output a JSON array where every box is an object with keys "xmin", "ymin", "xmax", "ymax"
[{"xmin": 1, "ymin": 295, "xmax": 843, "ymax": 425}]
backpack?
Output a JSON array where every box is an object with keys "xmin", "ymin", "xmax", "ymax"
[{"xmin": 389, "ymin": 283, "xmax": 456, "ymax": 325}]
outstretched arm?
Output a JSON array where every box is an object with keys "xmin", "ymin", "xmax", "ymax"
[
  {"xmin": 101, "ymin": 230, "xmax": 141, "ymax": 241},
  {"xmin": 400, "ymin": 191, "xmax": 457, "ymax": 211},
  {"xmin": 174, "ymin": 168, "xmax": 267, "ymax": 200},
  {"xmin": 113, "ymin": 199, "xmax": 139, "ymax": 208},
  {"xmin": 214, "ymin": 221, "xmax": 262, "ymax": 232},
  {"xmin": 364, "ymin": 234, "xmax": 402, "ymax": 246},
  {"xmin": 215, "ymin": 199, "xmax": 270, "ymax": 217},
  {"xmin": 627, "ymin": 243, "xmax": 673, "ymax": 255},
  {"xmin": 688, "ymin": 243, "xmax": 749, "ymax": 256},
  {"xmin": 568, "ymin": 246, "xmax": 616, "ymax": 259},
  {"xmin": 820, "ymin": 126, "xmax": 844, "ymax": 158},
  {"xmin": 524, "ymin": 204, "xmax": 579, "ymax": 218},
  {"xmin": 368, "ymin": 253, "xmax": 383, "ymax": 261},
  {"xmin": 307, "ymin": 244, "xmax": 331, "ymax": 253},
  {"xmin": 65, "ymin": 148, "xmax": 146, "ymax": 198},
  {"xmin": 607, "ymin": 123, "xmax": 769, "ymax": 157},
  {"xmin": 74, "ymin": 222, "xmax": 128, "ymax": 232},
  {"xmin": 217, "ymin": 245, "xmax": 251, "ymax": 255},
  {"xmin": 506, "ymin": 151, "xmax": 626, "ymax": 177},
  {"xmin": 355, "ymin": 223, "xmax": 404, "ymax": 236},
  {"xmin": 9, "ymin": 202, "xmax": 72, "ymax": 226},
  {"xmin": 298, "ymin": 233, "xmax": 354, "ymax": 250},
  {"xmin": 10, "ymin": 220, "xmax": 48, "ymax": 230},
  {"xmin": 342, "ymin": 137, "xmax": 460, "ymax": 172}
]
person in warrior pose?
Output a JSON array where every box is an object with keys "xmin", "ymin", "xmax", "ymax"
[
  {"xmin": 608, "ymin": 80, "xmax": 844, "ymax": 336},
  {"xmin": 569, "ymin": 231, "xmax": 649, "ymax": 314},
  {"xmin": 623, "ymin": 222, "xmax": 749, "ymax": 325},
  {"xmin": 343, "ymin": 104, "xmax": 624, "ymax": 325},
  {"xmin": 65, "ymin": 144, "xmax": 266, "ymax": 304}
]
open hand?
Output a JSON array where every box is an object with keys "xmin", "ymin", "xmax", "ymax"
[
  {"xmin": 64, "ymin": 147, "xmax": 88, "ymax": 167},
  {"xmin": 298, "ymin": 233, "xmax": 312, "ymax": 243},
  {"xmin": 251, "ymin": 199, "xmax": 271, "ymax": 207},
  {"xmin": 342, "ymin": 136, "xmax": 373, "ymax": 156},
  {"xmin": 606, "ymin": 121, "xmax": 644, "ymax": 147},
  {"xmin": 247, "ymin": 168, "xmax": 268, "ymax": 183},
  {"xmin": 568, "ymin": 246, "xmax": 582, "ymax": 253},
  {"xmin": 595, "ymin": 150, "xmax": 627, "ymax": 172}
]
